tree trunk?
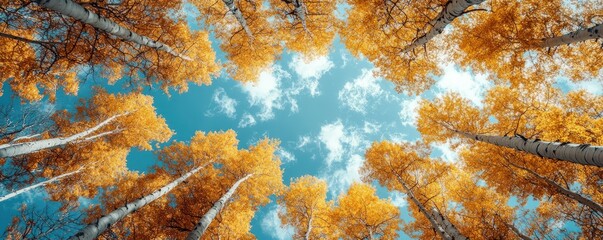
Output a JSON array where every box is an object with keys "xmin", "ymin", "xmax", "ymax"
[
  {"xmin": 222, "ymin": 0, "xmax": 254, "ymax": 39},
  {"xmin": 505, "ymin": 221, "xmax": 532, "ymax": 240},
  {"xmin": 539, "ymin": 23, "xmax": 602, "ymax": 48},
  {"xmin": 454, "ymin": 130, "xmax": 603, "ymax": 167},
  {"xmin": 304, "ymin": 213, "xmax": 312, "ymax": 240},
  {"xmin": 0, "ymin": 166, "xmax": 84, "ymax": 202},
  {"xmin": 68, "ymin": 164, "xmax": 207, "ymax": 240},
  {"xmin": 430, "ymin": 207, "xmax": 468, "ymax": 240},
  {"xmin": 394, "ymin": 174, "xmax": 462, "ymax": 240},
  {"xmin": 0, "ymin": 113, "xmax": 128, "ymax": 158},
  {"xmin": 34, "ymin": 0, "xmax": 192, "ymax": 60},
  {"xmin": 186, "ymin": 174, "xmax": 253, "ymax": 240},
  {"xmin": 505, "ymin": 159, "xmax": 603, "ymax": 214},
  {"xmin": 401, "ymin": 0, "xmax": 485, "ymax": 54}
]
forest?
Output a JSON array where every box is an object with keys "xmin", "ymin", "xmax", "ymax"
[{"xmin": 0, "ymin": 0, "xmax": 602, "ymax": 239}]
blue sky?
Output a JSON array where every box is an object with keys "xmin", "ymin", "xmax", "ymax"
[{"xmin": 2, "ymin": 4, "xmax": 603, "ymax": 239}]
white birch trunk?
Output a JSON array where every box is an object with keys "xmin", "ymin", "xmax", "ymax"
[
  {"xmin": 505, "ymin": 160, "xmax": 603, "ymax": 214},
  {"xmin": 539, "ymin": 23, "xmax": 602, "ymax": 48},
  {"xmin": 401, "ymin": 0, "xmax": 485, "ymax": 54},
  {"xmin": 395, "ymin": 175, "xmax": 457, "ymax": 240},
  {"xmin": 304, "ymin": 213, "xmax": 312, "ymax": 240},
  {"xmin": 455, "ymin": 130, "xmax": 603, "ymax": 167},
  {"xmin": 0, "ymin": 113, "xmax": 128, "ymax": 158},
  {"xmin": 0, "ymin": 166, "xmax": 84, "ymax": 202},
  {"xmin": 222, "ymin": 0, "xmax": 254, "ymax": 39},
  {"xmin": 34, "ymin": 0, "xmax": 192, "ymax": 61},
  {"xmin": 186, "ymin": 174, "xmax": 253, "ymax": 240},
  {"xmin": 430, "ymin": 207, "xmax": 468, "ymax": 240},
  {"xmin": 293, "ymin": 0, "xmax": 308, "ymax": 33},
  {"xmin": 68, "ymin": 164, "xmax": 207, "ymax": 240}
]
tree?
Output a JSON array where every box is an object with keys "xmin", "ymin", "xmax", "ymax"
[
  {"xmin": 417, "ymin": 84, "xmax": 603, "ymax": 236},
  {"xmin": 34, "ymin": 0, "xmax": 191, "ymax": 60},
  {"xmin": 192, "ymin": 0, "xmax": 283, "ymax": 82},
  {"xmin": 186, "ymin": 138, "xmax": 285, "ymax": 239},
  {"xmin": 269, "ymin": 0, "xmax": 339, "ymax": 58},
  {"xmin": 0, "ymin": 90, "xmax": 172, "ymax": 204},
  {"xmin": 451, "ymin": 0, "xmax": 603, "ymax": 85},
  {"xmin": 330, "ymin": 182, "xmax": 401, "ymax": 240},
  {"xmin": 417, "ymin": 86, "xmax": 603, "ymax": 167},
  {"xmin": 279, "ymin": 175, "xmax": 335, "ymax": 240},
  {"xmin": 340, "ymin": 0, "xmax": 484, "ymax": 94},
  {"xmin": 363, "ymin": 141, "xmax": 467, "ymax": 239},
  {"xmin": 2, "ymin": 203, "xmax": 83, "ymax": 239},
  {"xmin": 1, "ymin": 0, "xmax": 220, "ymax": 101}
]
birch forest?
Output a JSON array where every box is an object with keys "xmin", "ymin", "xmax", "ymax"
[{"xmin": 0, "ymin": 0, "xmax": 602, "ymax": 239}]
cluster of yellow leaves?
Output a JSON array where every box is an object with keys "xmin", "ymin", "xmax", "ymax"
[
  {"xmin": 332, "ymin": 182, "xmax": 402, "ymax": 239},
  {"xmin": 269, "ymin": 0, "xmax": 340, "ymax": 58},
  {"xmin": 279, "ymin": 176, "xmax": 336, "ymax": 239}
]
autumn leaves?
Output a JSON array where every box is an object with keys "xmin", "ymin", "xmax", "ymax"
[{"xmin": 1, "ymin": 0, "xmax": 602, "ymax": 239}]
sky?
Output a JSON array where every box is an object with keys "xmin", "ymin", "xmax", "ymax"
[{"xmin": 2, "ymin": 4, "xmax": 602, "ymax": 240}]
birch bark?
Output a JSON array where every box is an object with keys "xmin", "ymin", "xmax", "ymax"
[
  {"xmin": 186, "ymin": 174, "xmax": 253, "ymax": 240},
  {"xmin": 0, "ymin": 113, "xmax": 128, "ymax": 158},
  {"xmin": 505, "ymin": 159, "xmax": 603, "ymax": 214},
  {"xmin": 34, "ymin": 0, "xmax": 192, "ymax": 60},
  {"xmin": 539, "ymin": 23, "xmax": 602, "ymax": 48},
  {"xmin": 395, "ymin": 174, "xmax": 462, "ymax": 240},
  {"xmin": 222, "ymin": 0, "xmax": 254, "ymax": 39},
  {"xmin": 401, "ymin": 0, "xmax": 485, "ymax": 53},
  {"xmin": 0, "ymin": 166, "xmax": 84, "ymax": 202},
  {"xmin": 454, "ymin": 130, "xmax": 603, "ymax": 167},
  {"xmin": 68, "ymin": 164, "xmax": 207, "ymax": 240}
]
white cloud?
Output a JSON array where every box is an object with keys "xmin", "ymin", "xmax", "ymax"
[
  {"xmin": 431, "ymin": 140, "xmax": 460, "ymax": 163},
  {"xmin": 238, "ymin": 113, "xmax": 257, "ymax": 128},
  {"xmin": 340, "ymin": 49, "xmax": 349, "ymax": 68},
  {"xmin": 318, "ymin": 120, "xmax": 346, "ymax": 166},
  {"xmin": 389, "ymin": 192, "xmax": 408, "ymax": 208},
  {"xmin": 276, "ymin": 148, "xmax": 296, "ymax": 163},
  {"xmin": 362, "ymin": 121, "xmax": 381, "ymax": 134},
  {"xmin": 387, "ymin": 133, "xmax": 409, "ymax": 143},
  {"xmin": 399, "ymin": 96, "xmax": 422, "ymax": 127},
  {"xmin": 241, "ymin": 66, "xmax": 289, "ymax": 121},
  {"xmin": 210, "ymin": 88, "xmax": 237, "ymax": 118},
  {"xmin": 338, "ymin": 69, "xmax": 383, "ymax": 113},
  {"xmin": 296, "ymin": 135, "xmax": 312, "ymax": 149},
  {"xmin": 318, "ymin": 120, "xmax": 370, "ymax": 166},
  {"xmin": 289, "ymin": 55, "xmax": 334, "ymax": 85},
  {"xmin": 557, "ymin": 78, "xmax": 603, "ymax": 95},
  {"xmin": 435, "ymin": 64, "xmax": 491, "ymax": 107},
  {"xmin": 261, "ymin": 205, "xmax": 294, "ymax": 240},
  {"xmin": 327, "ymin": 154, "xmax": 364, "ymax": 198}
]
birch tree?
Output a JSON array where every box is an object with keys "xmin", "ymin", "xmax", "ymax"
[
  {"xmin": 340, "ymin": 0, "xmax": 484, "ymax": 94},
  {"xmin": 270, "ymin": 0, "xmax": 339, "ymax": 58},
  {"xmin": 279, "ymin": 176, "xmax": 336, "ymax": 240},
  {"xmin": 363, "ymin": 141, "xmax": 467, "ymax": 239},
  {"xmin": 34, "ymin": 0, "xmax": 190, "ymax": 60},
  {"xmin": 186, "ymin": 139, "xmax": 284, "ymax": 239},
  {"xmin": 417, "ymin": 84, "xmax": 603, "ymax": 236},
  {"xmin": 0, "ymin": 90, "xmax": 171, "ymax": 205},
  {"xmin": 1, "ymin": 0, "xmax": 219, "ymax": 101},
  {"xmin": 452, "ymin": 0, "xmax": 603, "ymax": 85},
  {"xmin": 70, "ymin": 165, "xmax": 207, "ymax": 240},
  {"xmin": 192, "ymin": 0, "xmax": 283, "ymax": 82}
]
